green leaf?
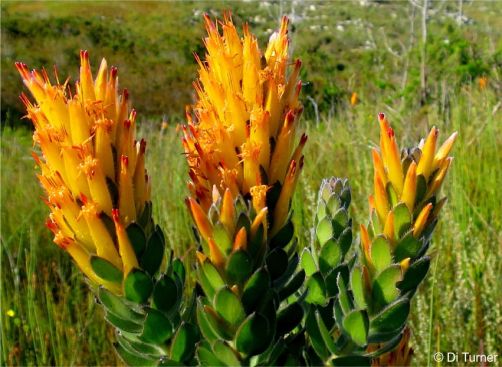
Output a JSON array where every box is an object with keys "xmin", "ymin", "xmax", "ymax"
[
  {"xmin": 393, "ymin": 203, "xmax": 411, "ymax": 238},
  {"xmin": 342, "ymin": 310, "xmax": 369, "ymax": 347},
  {"xmin": 398, "ymin": 256, "xmax": 430, "ymax": 292},
  {"xmin": 116, "ymin": 332, "xmax": 163, "ymax": 357},
  {"xmin": 202, "ymin": 304, "xmax": 233, "ymax": 340},
  {"xmin": 305, "ymin": 271, "xmax": 326, "ymax": 305},
  {"xmin": 90, "ymin": 256, "xmax": 123, "ymax": 284},
  {"xmin": 370, "ymin": 298, "xmax": 410, "ymax": 335},
  {"xmin": 386, "ymin": 183, "xmax": 398, "ymax": 207},
  {"xmin": 170, "ymin": 322, "xmax": 199, "ymax": 362},
  {"xmin": 278, "ymin": 269, "xmax": 305, "ymax": 301},
  {"xmin": 370, "ymin": 236, "xmax": 392, "ymax": 273},
  {"xmin": 153, "ymin": 276, "xmax": 179, "ymax": 313},
  {"xmin": 226, "ymin": 250, "xmax": 253, "ymax": 284},
  {"xmin": 235, "ymin": 313, "xmax": 270, "ymax": 356},
  {"xmin": 394, "ymin": 233, "xmax": 423, "ymax": 262},
  {"xmin": 126, "ymin": 223, "xmax": 147, "ymax": 259},
  {"xmin": 316, "ymin": 216, "xmax": 334, "ymax": 245},
  {"xmin": 325, "ymin": 264, "xmax": 349, "ymax": 298},
  {"xmin": 196, "ymin": 301, "xmax": 219, "ymax": 343},
  {"xmin": 141, "ymin": 229, "xmax": 165, "ymax": 276},
  {"xmin": 415, "ymin": 175, "xmax": 427, "ymax": 203},
  {"xmin": 317, "ymin": 201, "xmax": 327, "ymax": 221},
  {"xmin": 247, "ymin": 223, "xmax": 264, "ymax": 259},
  {"xmin": 305, "ymin": 309, "xmax": 329, "ymax": 360},
  {"xmin": 98, "ymin": 287, "xmax": 144, "ymax": 323},
  {"xmin": 124, "ymin": 269, "xmax": 153, "ymax": 304},
  {"xmin": 338, "ymin": 227, "xmax": 352, "ymax": 259},
  {"xmin": 341, "ymin": 186, "xmax": 351, "ymax": 208},
  {"xmin": 350, "ymin": 267, "xmax": 367, "ymax": 310},
  {"xmin": 202, "ymin": 261, "xmax": 225, "ymax": 291},
  {"xmin": 114, "ymin": 341, "xmax": 157, "ymax": 366},
  {"xmin": 242, "ymin": 269, "xmax": 270, "ymax": 313},
  {"xmin": 331, "ymin": 355, "xmax": 371, "ymax": 366},
  {"xmin": 365, "ymin": 331, "xmax": 404, "ymax": 358},
  {"xmin": 372, "ymin": 265, "xmax": 402, "ymax": 309},
  {"xmin": 337, "ymin": 273, "xmax": 352, "ymax": 314},
  {"xmin": 213, "ymin": 223, "xmax": 232, "ymax": 255},
  {"xmin": 214, "ymin": 287, "xmax": 246, "ymax": 326},
  {"xmin": 270, "ymin": 220, "xmax": 294, "ymax": 249},
  {"xmin": 171, "ymin": 259, "xmax": 185, "ymax": 285},
  {"xmin": 140, "ymin": 308, "xmax": 173, "ymax": 344},
  {"xmin": 315, "ymin": 311, "xmax": 338, "ymax": 354},
  {"xmin": 158, "ymin": 358, "xmax": 185, "ymax": 366},
  {"xmin": 332, "ymin": 208, "xmax": 349, "ymax": 238},
  {"xmin": 197, "ymin": 343, "xmax": 224, "ymax": 366},
  {"xmin": 212, "ymin": 341, "xmax": 241, "ymax": 366},
  {"xmin": 105, "ymin": 312, "xmax": 143, "ymax": 333},
  {"xmin": 370, "ymin": 209, "xmax": 382, "ymax": 235},
  {"xmin": 277, "ymin": 302, "xmax": 303, "ymax": 335},
  {"xmin": 236, "ymin": 213, "xmax": 251, "ymax": 235},
  {"xmin": 300, "ymin": 248, "xmax": 317, "ymax": 276},
  {"xmin": 319, "ymin": 238, "xmax": 342, "ymax": 275},
  {"xmin": 266, "ymin": 248, "xmax": 288, "ymax": 280}
]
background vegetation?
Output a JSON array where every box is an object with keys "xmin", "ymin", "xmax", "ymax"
[{"xmin": 1, "ymin": 1, "xmax": 501, "ymax": 366}]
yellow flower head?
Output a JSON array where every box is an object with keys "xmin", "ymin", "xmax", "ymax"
[
  {"xmin": 17, "ymin": 51, "xmax": 151, "ymax": 292},
  {"xmin": 183, "ymin": 14, "xmax": 305, "ymax": 235},
  {"xmin": 362, "ymin": 113, "xmax": 456, "ymax": 268}
]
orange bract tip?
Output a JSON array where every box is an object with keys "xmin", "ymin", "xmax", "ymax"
[{"xmin": 112, "ymin": 208, "xmax": 120, "ymax": 223}]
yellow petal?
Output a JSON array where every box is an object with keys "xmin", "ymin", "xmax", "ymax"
[
  {"xmin": 383, "ymin": 210, "xmax": 395, "ymax": 243},
  {"xmin": 416, "ymin": 127, "xmax": 439, "ymax": 179},
  {"xmin": 401, "ymin": 161, "xmax": 417, "ymax": 212},
  {"xmin": 187, "ymin": 197, "xmax": 213, "ymax": 243},
  {"xmin": 81, "ymin": 199, "xmax": 122, "ymax": 270},
  {"xmin": 112, "ymin": 209, "xmax": 139, "ymax": 275},
  {"xmin": 232, "ymin": 227, "xmax": 247, "ymax": 252},
  {"xmin": 79, "ymin": 50, "xmax": 96, "ymax": 101},
  {"xmin": 220, "ymin": 189, "xmax": 236, "ymax": 235},
  {"xmin": 433, "ymin": 132, "xmax": 457, "ymax": 168},
  {"xmin": 360, "ymin": 224, "xmax": 372, "ymax": 266},
  {"xmin": 413, "ymin": 203, "xmax": 433, "ymax": 237},
  {"xmin": 119, "ymin": 155, "xmax": 136, "ymax": 224},
  {"xmin": 208, "ymin": 238, "xmax": 225, "ymax": 269}
]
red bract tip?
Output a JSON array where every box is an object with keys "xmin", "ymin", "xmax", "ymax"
[
  {"xmin": 140, "ymin": 139, "xmax": 147, "ymax": 154},
  {"xmin": 286, "ymin": 109, "xmax": 295, "ymax": 123},
  {"xmin": 112, "ymin": 208, "xmax": 120, "ymax": 223},
  {"xmin": 121, "ymin": 155, "xmax": 129, "ymax": 167},
  {"xmin": 80, "ymin": 193, "xmax": 88, "ymax": 204},
  {"xmin": 45, "ymin": 218, "xmax": 58, "ymax": 233},
  {"xmin": 110, "ymin": 66, "xmax": 118, "ymax": 78},
  {"xmin": 194, "ymin": 142, "xmax": 204, "ymax": 157},
  {"xmin": 124, "ymin": 119, "xmax": 131, "ymax": 129},
  {"xmin": 295, "ymin": 80, "xmax": 302, "ymax": 94},
  {"xmin": 80, "ymin": 50, "xmax": 89, "ymax": 60},
  {"xmin": 130, "ymin": 109, "xmax": 136, "ymax": 120},
  {"xmin": 387, "ymin": 127, "xmax": 395, "ymax": 138},
  {"xmin": 123, "ymin": 89, "xmax": 129, "ymax": 100},
  {"xmin": 378, "ymin": 113, "xmax": 385, "ymax": 121},
  {"xmin": 299, "ymin": 156, "xmax": 305, "ymax": 169},
  {"xmin": 295, "ymin": 59, "xmax": 302, "ymax": 68},
  {"xmin": 15, "ymin": 62, "xmax": 30, "ymax": 79},
  {"xmin": 289, "ymin": 160, "xmax": 297, "ymax": 177},
  {"xmin": 300, "ymin": 133, "xmax": 308, "ymax": 146},
  {"xmin": 188, "ymin": 169, "xmax": 198, "ymax": 182}
]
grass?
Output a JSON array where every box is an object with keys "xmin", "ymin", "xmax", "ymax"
[{"xmin": 1, "ymin": 86, "xmax": 501, "ymax": 365}]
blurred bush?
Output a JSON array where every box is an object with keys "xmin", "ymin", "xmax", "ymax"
[{"xmin": 2, "ymin": 1, "xmax": 500, "ymax": 126}]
